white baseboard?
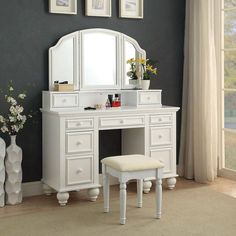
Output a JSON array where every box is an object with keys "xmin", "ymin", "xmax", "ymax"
[
  {"xmin": 22, "ymin": 181, "xmax": 44, "ymax": 197},
  {"xmin": 22, "ymin": 174, "xmax": 119, "ymax": 197}
]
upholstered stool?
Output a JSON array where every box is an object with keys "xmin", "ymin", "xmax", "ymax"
[{"xmin": 101, "ymin": 154, "xmax": 164, "ymax": 225}]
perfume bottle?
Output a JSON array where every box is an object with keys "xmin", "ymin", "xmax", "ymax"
[
  {"xmin": 112, "ymin": 94, "xmax": 121, "ymax": 107},
  {"xmin": 105, "ymin": 98, "xmax": 111, "ymax": 108}
]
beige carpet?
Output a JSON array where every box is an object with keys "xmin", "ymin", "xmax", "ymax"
[{"xmin": 0, "ymin": 187, "xmax": 236, "ymax": 236}]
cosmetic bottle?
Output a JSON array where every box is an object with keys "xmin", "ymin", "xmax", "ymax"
[{"xmin": 112, "ymin": 94, "xmax": 121, "ymax": 107}]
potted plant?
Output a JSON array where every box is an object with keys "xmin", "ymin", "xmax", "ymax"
[
  {"xmin": 126, "ymin": 58, "xmax": 139, "ymax": 88},
  {"xmin": 139, "ymin": 59, "xmax": 158, "ymax": 90}
]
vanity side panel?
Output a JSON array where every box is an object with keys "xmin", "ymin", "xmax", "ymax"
[{"xmin": 42, "ymin": 113, "xmax": 61, "ymax": 190}]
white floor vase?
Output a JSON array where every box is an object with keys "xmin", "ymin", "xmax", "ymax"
[
  {"xmin": 0, "ymin": 137, "xmax": 6, "ymax": 207},
  {"xmin": 5, "ymin": 135, "xmax": 22, "ymax": 205}
]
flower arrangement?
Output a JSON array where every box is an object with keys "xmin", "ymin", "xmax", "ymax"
[
  {"xmin": 127, "ymin": 58, "xmax": 158, "ymax": 80},
  {"xmin": 0, "ymin": 83, "xmax": 32, "ymax": 135},
  {"xmin": 126, "ymin": 58, "xmax": 139, "ymax": 80}
]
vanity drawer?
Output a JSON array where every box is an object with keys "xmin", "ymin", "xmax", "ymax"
[
  {"xmin": 138, "ymin": 91, "xmax": 161, "ymax": 106},
  {"xmin": 150, "ymin": 148, "xmax": 173, "ymax": 174},
  {"xmin": 150, "ymin": 126, "xmax": 172, "ymax": 146},
  {"xmin": 66, "ymin": 118, "xmax": 94, "ymax": 130},
  {"xmin": 66, "ymin": 131, "xmax": 93, "ymax": 154},
  {"xmin": 52, "ymin": 93, "xmax": 78, "ymax": 108},
  {"xmin": 66, "ymin": 156, "xmax": 93, "ymax": 185},
  {"xmin": 150, "ymin": 114, "xmax": 172, "ymax": 125},
  {"xmin": 99, "ymin": 116, "xmax": 145, "ymax": 129}
]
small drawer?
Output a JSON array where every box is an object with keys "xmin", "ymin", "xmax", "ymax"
[
  {"xmin": 52, "ymin": 93, "xmax": 78, "ymax": 108},
  {"xmin": 150, "ymin": 114, "xmax": 172, "ymax": 125},
  {"xmin": 100, "ymin": 116, "xmax": 144, "ymax": 129},
  {"xmin": 66, "ymin": 118, "xmax": 94, "ymax": 130},
  {"xmin": 150, "ymin": 126, "xmax": 172, "ymax": 146},
  {"xmin": 66, "ymin": 131, "xmax": 93, "ymax": 154},
  {"xmin": 150, "ymin": 148, "xmax": 173, "ymax": 174},
  {"xmin": 66, "ymin": 156, "xmax": 93, "ymax": 185},
  {"xmin": 138, "ymin": 91, "xmax": 161, "ymax": 105}
]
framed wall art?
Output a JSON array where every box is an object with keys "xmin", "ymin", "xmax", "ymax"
[
  {"xmin": 49, "ymin": 0, "xmax": 77, "ymax": 14},
  {"xmin": 119, "ymin": 0, "xmax": 143, "ymax": 19},
  {"xmin": 85, "ymin": 0, "xmax": 111, "ymax": 17}
]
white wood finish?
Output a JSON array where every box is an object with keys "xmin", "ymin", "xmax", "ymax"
[
  {"xmin": 66, "ymin": 156, "xmax": 93, "ymax": 185},
  {"xmin": 66, "ymin": 118, "xmax": 94, "ymax": 130},
  {"xmin": 52, "ymin": 93, "xmax": 79, "ymax": 108},
  {"xmin": 42, "ymin": 93, "xmax": 179, "ymax": 205},
  {"xmin": 99, "ymin": 116, "xmax": 145, "ymax": 129},
  {"xmin": 66, "ymin": 131, "xmax": 93, "ymax": 154},
  {"xmin": 49, "ymin": 29, "xmax": 146, "ymax": 91},
  {"xmin": 102, "ymin": 162, "xmax": 163, "ymax": 225},
  {"xmin": 121, "ymin": 90, "xmax": 162, "ymax": 107}
]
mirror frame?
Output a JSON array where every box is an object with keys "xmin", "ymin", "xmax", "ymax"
[{"xmin": 49, "ymin": 28, "xmax": 146, "ymax": 91}]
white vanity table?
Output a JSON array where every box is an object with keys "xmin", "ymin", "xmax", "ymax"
[{"xmin": 41, "ymin": 29, "xmax": 179, "ymax": 206}]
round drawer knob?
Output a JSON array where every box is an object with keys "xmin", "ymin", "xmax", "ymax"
[
  {"xmin": 77, "ymin": 122, "xmax": 82, "ymax": 126},
  {"xmin": 120, "ymin": 120, "xmax": 124, "ymax": 124},
  {"xmin": 62, "ymin": 99, "xmax": 67, "ymax": 103},
  {"xmin": 158, "ymin": 135, "xmax": 162, "ymax": 139},
  {"xmin": 147, "ymin": 97, "xmax": 151, "ymax": 100},
  {"xmin": 158, "ymin": 118, "xmax": 162, "ymax": 122},
  {"xmin": 76, "ymin": 141, "xmax": 82, "ymax": 145},
  {"xmin": 76, "ymin": 168, "xmax": 83, "ymax": 174}
]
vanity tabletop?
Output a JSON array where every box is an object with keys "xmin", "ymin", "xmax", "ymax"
[{"xmin": 41, "ymin": 105, "xmax": 180, "ymax": 116}]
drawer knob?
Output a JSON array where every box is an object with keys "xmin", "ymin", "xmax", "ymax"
[
  {"xmin": 76, "ymin": 168, "xmax": 83, "ymax": 174},
  {"xmin": 76, "ymin": 141, "xmax": 83, "ymax": 145},
  {"xmin": 62, "ymin": 99, "xmax": 67, "ymax": 103},
  {"xmin": 77, "ymin": 122, "xmax": 83, "ymax": 126},
  {"xmin": 147, "ymin": 96, "xmax": 151, "ymax": 100},
  {"xmin": 158, "ymin": 135, "xmax": 162, "ymax": 139},
  {"xmin": 120, "ymin": 120, "xmax": 124, "ymax": 124},
  {"xmin": 158, "ymin": 118, "xmax": 162, "ymax": 122}
]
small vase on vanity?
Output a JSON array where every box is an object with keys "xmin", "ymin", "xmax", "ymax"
[
  {"xmin": 0, "ymin": 137, "xmax": 6, "ymax": 207},
  {"xmin": 141, "ymin": 79, "xmax": 150, "ymax": 90},
  {"xmin": 5, "ymin": 135, "xmax": 23, "ymax": 205}
]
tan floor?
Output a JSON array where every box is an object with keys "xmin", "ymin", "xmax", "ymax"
[{"xmin": 0, "ymin": 177, "xmax": 235, "ymax": 219}]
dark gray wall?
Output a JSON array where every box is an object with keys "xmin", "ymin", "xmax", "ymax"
[{"xmin": 0, "ymin": 0, "xmax": 185, "ymax": 182}]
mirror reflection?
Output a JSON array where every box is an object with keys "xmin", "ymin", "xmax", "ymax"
[
  {"xmin": 124, "ymin": 41, "xmax": 136, "ymax": 86},
  {"xmin": 82, "ymin": 32, "xmax": 117, "ymax": 88}
]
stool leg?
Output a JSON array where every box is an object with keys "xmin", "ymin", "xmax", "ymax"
[
  {"xmin": 102, "ymin": 164, "xmax": 110, "ymax": 213},
  {"xmin": 120, "ymin": 182, "xmax": 127, "ymax": 225},
  {"xmin": 137, "ymin": 179, "xmax": 143, "ymax": 208},
  {"xmin": 155, "ymin": 169, "xmax": 163, "ymax": 219}
]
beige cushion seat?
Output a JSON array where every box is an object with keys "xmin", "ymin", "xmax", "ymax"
[{"xmin": 101, "ymin": 154, "xmax": 164, "ymax": 172}]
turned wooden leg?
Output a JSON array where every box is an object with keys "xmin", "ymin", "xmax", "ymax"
[
  {"xmin": 143, "ymin": 180, "xmax": 152, "ymax": 194},
  {"xmin": 42, "ymin": 183, "xmax": 53, "ymax": 196},
  {"xmin": 102, "ymin": 164, "xmax": 110, "ymax": 213},
  {"xmin": 57, "ymin": 192, "xmax": 69, "ymax": 206},
  {"xmin": 155, "ymin": 169, "xmax": 163, "ymax": 219},
  {"xmin": 120, "ymin": 182, "xmax": 127, "ymax": 225},
  {"xmin": 87, "ymin": 188, "xmax": 100, "ymax": 202},
  {"xmin": 166, "ymin": 177, "xmax": 177, "ymax": 190},
  {"xmin": 137, "ymin": 179, "xmax": 143, "ymax": 208}
]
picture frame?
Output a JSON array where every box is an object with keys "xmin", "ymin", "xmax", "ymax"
[
  {"xmin": 119, "ymin": 0, "xmax": 143, "ymax": 19},
  {"xmin": 49, "ymin": 0, "xmax": 77, "ymax": 15},
  {"xmin": 85, "ymin": 0, "xmax": 111, "ymax": 17}
]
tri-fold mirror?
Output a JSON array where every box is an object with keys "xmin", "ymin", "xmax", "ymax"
[{"xmin": 49, "ymin": 28, "xmax": 146, "ymax": 91}]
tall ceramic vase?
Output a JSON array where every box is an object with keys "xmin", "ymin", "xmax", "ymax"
[
  {"xmin": 5, "ymin": 135, "xmax": 22, "ymax": 205},
  {"xmin": 0, "ymin": 137, "xmax": 6, "ymax": 207}
]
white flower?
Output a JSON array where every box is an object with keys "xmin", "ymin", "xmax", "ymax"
[
  {"xmin": 7, "ymin": 96, "xmax": 17, "ymax": 105},
  {"xmin": 9, "ymin": 116, "xmax": 16, "ymax": 122},
  {"xmin": 1, "ymin": 126, "xmax": 8, "ymax": 133},
  {"xmin": 0, "ymin": 115, "xmax": 4, "ymax": 123},
  {"xmin": 18, "ymin": 94, "xmax": 26, "ymax": 99},
  {"xmin": 9, "ymin": 87, "xmax": 14, "ymax": 91},
  {"xmin": 16, "ymin": 105, "xmax": 24, "ymax": 113},
  {"xmin": 11, "ymin": 125, "xmax": 19, "ymax": 133}
]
